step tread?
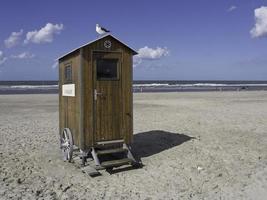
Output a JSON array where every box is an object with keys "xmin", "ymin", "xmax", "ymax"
[
  {"xmin": 101, "ymin": 158, "xmax": 133, "ymax": 168},
  {"xmin": 97, "ymin": 148, "xmax": 127, "ymax": 155},
  {"xmin": 97, "ymin": 139, "xmax": 124, "ymax": 145},
  {"xmin": 81, "ymin": 165, "xmax": 100, "ymax": 176}
]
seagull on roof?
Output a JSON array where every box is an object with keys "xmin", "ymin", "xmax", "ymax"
[{"xmin": 96, "ymin": 24, "xmax": 110, "ymax": 35}]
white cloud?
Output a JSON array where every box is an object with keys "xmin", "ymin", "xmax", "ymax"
[
  {"xmin": 250, "ymin": 6, "xmax": 267, "ymax": 38},
  {"xmin": 24, "ymin": 23, "xmax": 64, "ymax": 44},
  {"xmin": 137, "ymin": 46, "xmax": 169, "ymax": 59},
  {"xmin": 4, "ymin": 29, "xmax": 23, "ymax": 48},
  {"xmin": 227, "ymin": 5, "xmax": 237, "ymax": 12},
  {"xmin": 0, "ymin": 51, "xmax": 7, "ymax": 65},
  {"xmin": 11, "ymin": 52, "xmax": 35, "ymax": 59},
  {"xmin": 134, "ymin": 46, "xmax": 169, "ymax": 67},
  {"xmin": 133, "ymin": 56, "xmax": 142, "ymax": 67}
]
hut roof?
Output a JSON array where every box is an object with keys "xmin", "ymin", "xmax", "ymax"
[{"xmin": 58, "ymin": 34, "xmax": 138, "ymax": 60}]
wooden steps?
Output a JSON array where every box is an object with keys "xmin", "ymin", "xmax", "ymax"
[
  {"xmin": 95, "ymin": 147, "xmax": 131, "ymax": 168},
  {"xmin": 69, "ymin": 143, "xmax": 141, "ymax": 177},
  {"xmin": 96, "ymin": 148, "xmax": 127, "ymax": 155},
  {"xmin": 76, "ymin": 144, "xmax": 141, "ymax": 176},
  {"xmin": 101, "ymin": 158, "xmax": 132, "ymax": 168}
]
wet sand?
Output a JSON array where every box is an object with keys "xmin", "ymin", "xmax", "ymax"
[{"xmin": 0, "ymin": 91, "xmax": 267, "ymax": 199}]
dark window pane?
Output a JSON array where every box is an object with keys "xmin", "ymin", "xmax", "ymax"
[
  {"xmin": 97, "ymin": 59, "xmax": 118, "ymax": 80},
  {"xmin": 64, "ymin": 65, "xmax": 72, "ymax": 83}
]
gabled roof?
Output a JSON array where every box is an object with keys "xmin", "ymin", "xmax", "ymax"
[{"xmin": 58, "ymin": 34, "xmax": 138, "ymax": 60}]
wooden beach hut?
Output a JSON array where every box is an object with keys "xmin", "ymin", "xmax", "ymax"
[{"xmin": 58, "ymin": 34, "xmax": 139, "ymax": 173}]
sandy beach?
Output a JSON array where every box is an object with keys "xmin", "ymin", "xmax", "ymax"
[{"xmin": 0, "ymin": 91, "xmax": 267, "ymax": 200}]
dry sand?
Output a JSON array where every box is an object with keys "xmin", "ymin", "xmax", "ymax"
[{"xmin": 0, "ymin": 91, "xmax": 267, "ymax": 200}]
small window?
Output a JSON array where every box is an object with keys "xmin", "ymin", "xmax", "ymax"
[
  {"xmin": 64, "ymin": 65, "xmax": 72, "ymax": 83},
  {"xmin": 97, "ymin": 59, "xmax": 118, "ymax": 80}
]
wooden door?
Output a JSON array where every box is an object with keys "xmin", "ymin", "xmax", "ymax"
[{"xmin": 93, "ymin": 52, "xmax": 122, "ymax": 142}]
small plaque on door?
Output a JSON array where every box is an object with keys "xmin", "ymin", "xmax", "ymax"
[{"xmin": 62, "ymin": 84, "xmax": 75, "ymax": 97}]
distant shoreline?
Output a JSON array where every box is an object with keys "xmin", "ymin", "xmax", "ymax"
[
  {"xmin": 0, "ymin": 80, "xmax": 267, "ymax": 94},
  {"xmin": 0, "ymin": 87, "xmax": 267, "ymax": 95}
]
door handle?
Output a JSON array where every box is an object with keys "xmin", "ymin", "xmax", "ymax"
[{"xmin": 94, "ymin": 89, "xmax": 102, "ymax": 100}]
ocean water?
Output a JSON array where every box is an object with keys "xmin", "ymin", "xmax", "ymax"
[
  {"xmin": 0, "ymin": 80, "xmax": 267, "ymax": 94},
  {"xmin": 133, "ymin": 80, "xmax": 267, "ymax": 93},
  {"xmin": 0, "ymin": 81, "xmax": 58, "ymax": 94}
]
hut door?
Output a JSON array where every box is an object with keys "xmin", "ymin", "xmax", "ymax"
[{"xmin": 93, "ymin": 52, "xmax": 122, "ymax": 142}]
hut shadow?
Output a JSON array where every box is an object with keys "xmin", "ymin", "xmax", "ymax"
[
  {"xmin": 107, "ymin": 130, "xmax": 194, "ymax": 174},
  {"xmin": 132, "ymin": 130, "xmax": 195, "ymax": 160}
]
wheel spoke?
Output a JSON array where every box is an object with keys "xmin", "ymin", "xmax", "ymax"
[
  {"xmin": 61, "ymin": 128, "xmax": 73, "ymax": 162},
  {"xmin": 63, "ymin": 131, "xmax": 67, "ymax": 139}
]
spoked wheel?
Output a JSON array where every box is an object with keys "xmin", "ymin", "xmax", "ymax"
[{"xmin": 60, "ymin": 128, "xmax": 73, "ymax": 162}]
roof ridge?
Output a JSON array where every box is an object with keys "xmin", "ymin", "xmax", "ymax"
[{"xmin": 57, "ymin": 34, "xmax": 137, "ymax": 60}]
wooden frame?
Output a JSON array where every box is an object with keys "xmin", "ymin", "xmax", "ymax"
[
  {"xmin": 58, "ymin": 34, "xmax": 140, "ymax": 172},
  {"xmin": 58, "ymin": 34, "xmax": 137, "ymax": 151}
]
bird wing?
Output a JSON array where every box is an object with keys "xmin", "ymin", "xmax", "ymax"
[{"xmin": 101, "ymin": 27, "xmax": 110, "ymax": 32}]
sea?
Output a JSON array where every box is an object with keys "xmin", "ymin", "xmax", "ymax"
[{"xmin": 0, "ymin": 80, "xmax": 267, "ymax": 94}]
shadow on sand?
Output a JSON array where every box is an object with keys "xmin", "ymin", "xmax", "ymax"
[
  {"xmin": 132, "ymin": 130, "xmax": 195, "ymax": 159},
  {"xmin": 107, "ymin": 130, "xmax": 194, "ymax": 174}
]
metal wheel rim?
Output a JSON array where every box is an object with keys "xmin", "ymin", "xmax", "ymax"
[{"xmin": 60, "ymin": 128, "xmax": 73, "ymax": 162}]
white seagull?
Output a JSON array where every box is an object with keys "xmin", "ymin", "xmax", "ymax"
[{"xmin": 96, "ymin": 24, "xmax": 110, "ymax": 35}]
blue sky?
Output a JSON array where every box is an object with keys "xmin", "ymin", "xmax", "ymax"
[{"xmin": 0, "ymin": 0, "xmax": 266, "ymax": 80}]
